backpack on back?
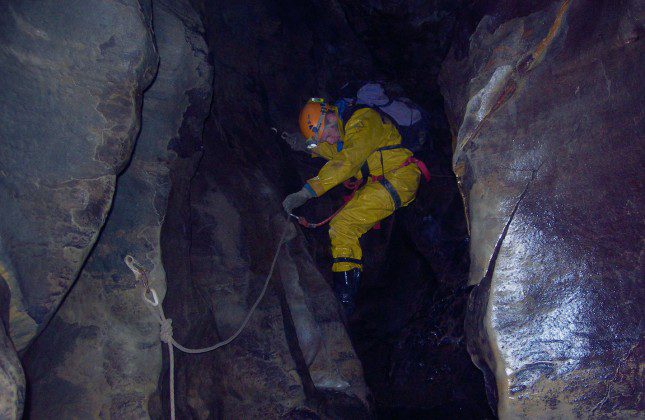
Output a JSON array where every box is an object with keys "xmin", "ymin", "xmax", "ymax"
[{"xmin": 336, "ymin": 82, "xmax": 431, "ymax": 153}]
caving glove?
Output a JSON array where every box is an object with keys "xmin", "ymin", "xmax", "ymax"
[{"xmin": 282, "ymin": 187, "xmax": 314, "ymax": 214}]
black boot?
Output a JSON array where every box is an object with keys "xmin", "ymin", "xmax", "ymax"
[{"xmin": 332, "ymin": 268, "xmax": 361, "ymax": 317}]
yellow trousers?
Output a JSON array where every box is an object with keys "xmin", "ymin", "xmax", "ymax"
[{"xmin": 329, "ymin": 164, "xmax": 421, "ymax": 272}]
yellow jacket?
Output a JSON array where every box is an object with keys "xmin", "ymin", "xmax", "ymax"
[{"xmin": 306, "ymin": 108, "xmax": 418, "ymax": 201}]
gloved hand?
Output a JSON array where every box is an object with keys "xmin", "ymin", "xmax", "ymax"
[
  {"xmin": 282, "ymin": 187, "xmax": 314, "ymax": 214},
  {"xmin": 282, "ymin": 132, "xmax": 311, "ymax": 153}
]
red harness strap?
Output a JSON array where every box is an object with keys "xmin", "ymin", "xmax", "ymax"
[
  {"xmin": 369, "ymin": 157, "xmax": 431, "ymax": 183},
  {"xmin": 405, "ymin": 157, "xmax": 431, "ymax": 182},
  {"xmin": 296, "ymin": 157, "xmax": 430, "ymax": 229}
]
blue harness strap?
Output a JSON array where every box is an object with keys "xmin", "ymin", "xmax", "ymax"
[
  {"xmin": 376, "ymin": 144, "xmax": 406, "ymax": 152},
  {"xmin": 333, "ymin": 257, "xmax": 363, "ymax": 265},
  {"xmin": 378, "ymin": 177, "xmax": 402, "ymax": 209}
]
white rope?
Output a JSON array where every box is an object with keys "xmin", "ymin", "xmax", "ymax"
[{"xmin": 135, "ymin": 219, "xmax": 291, "ymax": 420}]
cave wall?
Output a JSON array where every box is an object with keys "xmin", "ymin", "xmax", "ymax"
[
  {"xmin": 440, "ymin": 0, "xmax": 644, "ymax": 417},
  {"xmin": 0, "ymin": 0, "xmax": 158, "ymax": 417},
  {"xmin": 338, "ymin": 0, "xmax": 468, "ymax": 107},
  {"xmin": 21, "ymin": 0, "xmax": 212, "ymax": 417},
  {"xmin": 0, "ymin": 0, "xmax": 157, "ymax": 351}
]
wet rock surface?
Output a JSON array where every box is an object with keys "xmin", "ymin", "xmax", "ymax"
[{"xmin": 441, "ymin": 0, "xmax": 644, "ymax": 417}]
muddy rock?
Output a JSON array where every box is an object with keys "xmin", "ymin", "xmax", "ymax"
[{"xmin": 440, "ymin": 0, "xmax": 644, "ymax": 417}]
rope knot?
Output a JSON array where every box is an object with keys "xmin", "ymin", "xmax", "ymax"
[{"xmin": 160, "ymin": 318, "xmax": 173, "ymax": 344}]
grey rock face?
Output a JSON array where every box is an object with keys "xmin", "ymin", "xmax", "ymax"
[
  {"xmin": 171, "ymin": 181, "xmax": 369, "ymax": 418},
  {"xmin": 0, "ymin": 0, "xmax": 158, "ymax": 352},
  {"xmin": 441, "ymin": 0, "xmax": 644, "ymax": 417},
  {"xmin": 21, "ymin": 0, "xmax": 212, "ymax": 417},
  {"xmin": 0, "ymin": 322, "xmax": 23, "ymax": 419},
  {"xmin": 277, "ymin": 235, "xmax": 354, "ymax": 393},
  {"xmin": 0, "ymin": 1, "xmax": 157, "ymax": 417}
]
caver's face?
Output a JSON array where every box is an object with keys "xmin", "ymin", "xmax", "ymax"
[{"xmin": 320, "ymin": 113, "xmax": 341, "ymax": 144}]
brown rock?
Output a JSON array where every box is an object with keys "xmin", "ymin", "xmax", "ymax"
[{"xmin": 441, "ymin": 0, "xmax": 644, "ymax": 417}]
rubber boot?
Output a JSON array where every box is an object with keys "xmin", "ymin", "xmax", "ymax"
[{"xmin": 332, "ymin": 268, "xmax": 361, "ymax": 317}]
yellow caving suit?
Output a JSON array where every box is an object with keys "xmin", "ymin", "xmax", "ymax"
[{"xmin": 306, "ymin": 108, "xmax": 421, "ymax": 272}]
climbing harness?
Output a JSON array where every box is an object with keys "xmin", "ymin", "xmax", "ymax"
[
  {"xmin": 126, "ymin": 219, "xmax": 291, "ymax": 420},
  {"xmin": 292, "ymin": 156, "xmax": 431, "ymax": 229}
]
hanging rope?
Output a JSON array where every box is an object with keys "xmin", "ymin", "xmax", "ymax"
[{"xmin": 125, "ymin": 219, "xmax": 291, "ymax": 420}]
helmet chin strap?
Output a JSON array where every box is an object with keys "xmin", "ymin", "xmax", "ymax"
[{"xmin": 306, "ymin": 99, "xmax": 328, "ymax": 149}]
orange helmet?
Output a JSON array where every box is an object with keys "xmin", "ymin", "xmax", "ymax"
[{"xmin": 299, "ymin": 98, "xmax": 331, "ymax": 141}]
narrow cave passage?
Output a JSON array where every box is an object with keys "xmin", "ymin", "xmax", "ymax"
[
  {"xmin": 4, "ymin": 1, "xmax": 641, "ymax": 419},
  {"xmin": 156, "ymin": 1, "xmax": 491, "ymax": 418}
]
